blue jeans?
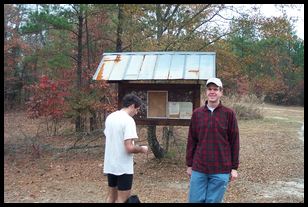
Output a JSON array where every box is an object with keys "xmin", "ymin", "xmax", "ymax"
[{"xmin": 188, "ymin": 170, "xmax": 230, "ymax": 203}]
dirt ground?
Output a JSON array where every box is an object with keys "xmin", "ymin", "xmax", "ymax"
[{"xmin": 4, "ymin": 104, "xmax": 304, "ymax": 203}]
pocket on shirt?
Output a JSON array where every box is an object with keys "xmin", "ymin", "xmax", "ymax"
[{"xmin": 216, "ymin": 121, "xmax": 228, "ymax": 138}]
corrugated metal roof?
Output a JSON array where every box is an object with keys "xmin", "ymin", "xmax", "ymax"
[{"xmin": 92, "ymin": 52, "xmax": 216, "ymax": 81}]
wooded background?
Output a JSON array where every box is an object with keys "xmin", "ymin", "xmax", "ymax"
[{"xmin": 4, "ymin": 4, "xmax": 304, "ymax": 133}]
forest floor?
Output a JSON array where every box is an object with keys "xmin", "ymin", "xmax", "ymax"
[{"xmin": 4, "ymin": 104, "xmax": 304, "ymax": 203}]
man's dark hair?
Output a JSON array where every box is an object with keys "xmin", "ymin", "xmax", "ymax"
[{"xmin": 122, "ymin": 93, "xmax": 143, "ymax": 108}]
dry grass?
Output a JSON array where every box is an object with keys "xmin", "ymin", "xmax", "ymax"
[
  {"xmin": 222, "ymin": 94, "xmax": 265, "ymax": 120},
  {"xmin": 223, "ymin": 103, "xmax": 304, "ymax": 203}
]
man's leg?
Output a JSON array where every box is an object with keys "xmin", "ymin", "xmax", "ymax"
[
  {"xmin": 106, "ymin": 174, "xmax": 118, "ymax": 203},
  {"xmin": 205, "ymin": 173, "xmax": 230, "ymax": 203},
  {"xmin": 106, "ymin": 186, "xmax": 117, "ymax": 203},
  {"xmin": 117, "ymin": 189, "xmax": 131, "ymax": 203},
  {"xmin": 188, "ymin": 170, "xmax": 208, "ymax": 203},
  {"xmin": 116, "ymin": 174, "xmax": 133, "ymax": 203}
]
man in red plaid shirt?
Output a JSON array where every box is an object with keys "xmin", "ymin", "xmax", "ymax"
[{"xmin": 186, "ymin": 77, "xmax": 240, "ymax": 203}]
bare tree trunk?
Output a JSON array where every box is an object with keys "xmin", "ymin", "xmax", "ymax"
[
  {"xmin": 162, "ymin": 126, "xmax": 173, "ymax": 153},
  {"xmin": 116, "ymin": 4, "xmax": 124, "ymax": 52},
  {"xmin": 85, "ymin": 6, "xmax": 98, "ymax": 132},
  {"xmin": 147, "ymin": 125, "xmax": 165, "ymax": 159},
  {"xmin": 75, "ymin": 7, "xmax": 84, "ymax": 132},
  {"xmin": 85, "ymin": 9, "xmax": 91, "ymax": 74},
  {"xmin": 90, "ymin": 112, "xmax": 98, "ymax": 131},
  {"xmin": 155, "ymin": 4, "xmax": 163, "ymax": 40}
]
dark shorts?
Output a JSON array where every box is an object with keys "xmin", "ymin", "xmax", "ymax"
[{"xmin": 107, "ymin": 174, "xmax": 133, "ymax": 191}]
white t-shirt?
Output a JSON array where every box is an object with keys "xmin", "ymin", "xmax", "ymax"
[
  {"xmin": 207, "ymin": 105, "xmax": 215, "ymax": 112},
  {"xmin": 103, "ymin": 109, "xmax": 138, "ymax": 175}
]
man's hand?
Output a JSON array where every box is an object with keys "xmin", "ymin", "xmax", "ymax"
[
  {"xmin": 140, "ymin": 146, "xmax": 148, "ymax": 153},
  {"xmin": 186, "ymin": 167, "xmax": 192, "ymax": 177},
  {"xmin": 230, "ymin": 169, "xmax": 238, "ymax": 181}
]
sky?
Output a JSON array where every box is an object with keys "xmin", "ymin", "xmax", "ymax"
[
  {"xmin": 214, "ymin": 4, "xmax": 304, "ymax": 40},
  {"xmin": 21, "ymin": 4, "xmax": 304, "ymax": 40}
]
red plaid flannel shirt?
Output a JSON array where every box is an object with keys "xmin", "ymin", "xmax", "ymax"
[{"xmin": 186, "ymin": 101, "xmax": 240, "ymax": 174}]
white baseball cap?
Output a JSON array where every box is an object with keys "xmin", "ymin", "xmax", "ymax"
[{"xmin": 206, "ymin": 77, "xmax": 223, "ymax": 88}]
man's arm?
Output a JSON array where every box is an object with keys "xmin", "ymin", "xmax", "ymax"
[
  {"xmin": 186, "ymin": 112, "xmax": 198, "ymax": 167},
  {"xmin": 124, "ymin": 139, "xmax": 148, "ymax": 154},
  {"xmin": 229, "ymin": 110, "xmax": 240, "ymax": 170}
]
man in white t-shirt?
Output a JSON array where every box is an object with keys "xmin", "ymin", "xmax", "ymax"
[{"xmin": 103, "ymin": 93, "xmax": 148, "ymax": 203}]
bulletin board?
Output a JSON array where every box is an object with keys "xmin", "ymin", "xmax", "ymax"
[{"xmin": 147, "ymin": 91, "xmax": 168, "ymax": 118}]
